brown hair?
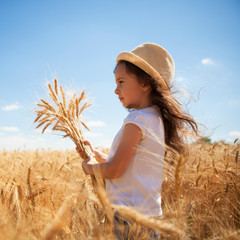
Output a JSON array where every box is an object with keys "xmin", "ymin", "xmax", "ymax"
[{"xmin": 115, "ymin": 60, "xmax": 199, "ymax": 154}]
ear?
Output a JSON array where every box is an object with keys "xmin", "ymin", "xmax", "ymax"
[{"xmin": 142, "ymin": 83, "xmax": 151, "ymax": 92}]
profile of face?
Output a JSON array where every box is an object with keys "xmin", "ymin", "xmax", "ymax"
[{"xmin": 114, "ymin": 62, "xmax": 151, "ymax": 109}]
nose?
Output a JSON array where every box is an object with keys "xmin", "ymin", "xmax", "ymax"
[{"xmin": 115, "ymin": 86, "xmax": 119, "ymax": 95}]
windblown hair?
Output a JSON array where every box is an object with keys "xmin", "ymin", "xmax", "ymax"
[{"xmin": 115, "ymin": 60, "xmax": 199, "ymax": 154}]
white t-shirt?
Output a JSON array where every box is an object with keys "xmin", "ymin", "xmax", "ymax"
[{"xmin": 106, "ymin": 105, "xmax": 165, "ymax": 216}]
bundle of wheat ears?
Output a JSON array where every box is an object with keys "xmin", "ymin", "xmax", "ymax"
[{"xmin": 34, "ymin": 78, "xmax": 92, "ymax": 158}]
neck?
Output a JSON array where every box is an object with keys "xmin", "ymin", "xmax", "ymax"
[
  {"xmin": 127, "ymin": 99, "xmax": 152, "ymax": 110},
  {"xmin": 138, "ymin": 95, "xmax": 152, "ymax": 109}
]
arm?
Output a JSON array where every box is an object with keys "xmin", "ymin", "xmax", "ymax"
[{"xmin": 82, "ymin": 123, "xmax": 142, "ymax": 179}]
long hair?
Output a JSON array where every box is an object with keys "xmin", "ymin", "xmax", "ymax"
[{"xmin": 115, "ymin": 60, "xmax": 199, "ymax": 155}]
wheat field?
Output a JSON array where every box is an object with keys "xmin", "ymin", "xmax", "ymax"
[{"xmin": 0, "ymin": 141, "xmax": 239, "ymax": 240}]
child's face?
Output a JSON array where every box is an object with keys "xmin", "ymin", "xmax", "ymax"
[{"xmin": 114, "ymin": 63, "xmax": 151, "ymax": 109}]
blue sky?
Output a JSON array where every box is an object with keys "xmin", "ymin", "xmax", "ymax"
[{"xmin": 0, "ymin": 0, "xmax": 239, "ymax": 150}]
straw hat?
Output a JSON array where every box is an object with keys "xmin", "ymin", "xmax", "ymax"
[{"xmin": 116, "ymin": 43, "xmax": 175, "ymax": 89}]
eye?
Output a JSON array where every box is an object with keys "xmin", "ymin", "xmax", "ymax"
[{"xmin": 119, "ymin": 80, "xmax": 124, "ymax": 84}]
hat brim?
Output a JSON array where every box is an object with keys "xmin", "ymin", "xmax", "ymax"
[{"xmin": 116, "ymin": 51, "xmax": 168, "ymax": 89}]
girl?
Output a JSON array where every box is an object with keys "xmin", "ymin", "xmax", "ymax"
[{"xmin": 77, "ymin": 43, "xmax": 199, "ymax": 239}]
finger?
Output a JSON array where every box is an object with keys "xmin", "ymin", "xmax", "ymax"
[
  {"xmin": 82, "ymin": 157, "xmax": 90, "ymax": 165},
  {"xmin": 84, "ymin": 140, "xmax": 94, "ymax": 152},
  {"xmin": 76, "ymin": 147, "xmax": 84, "ymax": 158},
  {"xmin": 76, "ymin": 146, "xmax": 81, "ymax": 154}
]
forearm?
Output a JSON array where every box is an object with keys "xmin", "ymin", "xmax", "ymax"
[
  {"xmin": 94, "ymin": 149, "xmax": 108, "ymax": 163},
  {"xmin": 84, "ymin": 161, "xmax": 120, "ymax": 179},
  {"xmin": 95, "ymin": 162, "xmax": 119, "ymax": 179}
]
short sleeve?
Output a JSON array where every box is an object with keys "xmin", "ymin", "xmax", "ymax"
[{"xmin": 123, "ymin": 111, "xmax": 147, "ymax": 137}]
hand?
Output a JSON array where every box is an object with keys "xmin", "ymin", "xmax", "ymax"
[
  {"xmin": 82, "ymin": 155, "xmax": 98, "ymax": 175},
  {"xmin": 76, "ymin": 140, "xmax": 94, "ymax": 159}
]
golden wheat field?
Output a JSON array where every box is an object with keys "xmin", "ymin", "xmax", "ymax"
[{"xmin": 0, "ymin": 142, "xmax": 239, "ymax": 240}]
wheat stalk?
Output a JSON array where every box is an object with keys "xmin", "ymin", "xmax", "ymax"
[
  {"xmin": 27, "ymin": 167, "xmax": 35, "ymax": 208},
  {"xmin": 34, "ymin": 78, "xmax": 92, "ymax": 159}
]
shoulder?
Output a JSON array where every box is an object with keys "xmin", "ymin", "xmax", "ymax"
[
  {"xmin": 124, "ymin": 108, "xmax": 147, "ymax": 125},
  {"xmin": 126, "ymin": 106, "xmax": 160, "ymax": 121},
  {"xmin": 124, "ymin": 106, "xmax": 161, "ymax": 136}
]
